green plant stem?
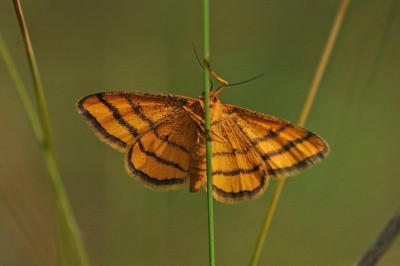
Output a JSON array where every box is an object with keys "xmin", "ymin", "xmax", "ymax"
[
  {"xmin": 250, "ymin": 1, "xmax": 350, "ymax": 265},
  {"xmin": 12, "ymin": 0, "xmax": 53, "ymax": 150},
  {"xmin": 0, "ymin": 34, "xmax": 42, "ymax": 140},
  {"xmin": 297, "ymin": 0, "xmax": 351, "ymax": 128},
  {"xmin": 1, "ymin": 31, "xmax": 53, "ymax": 264},
  {"xmin": 10, "ymin": 0, "xmax": 90, "ymax": 265},
  {"xmin": 203, "ymin": 0, "xmax": 215, "ymax": 266},
  {"xmin": 250, "ymin": 179, "xmax": 285, "ymax": 266}
]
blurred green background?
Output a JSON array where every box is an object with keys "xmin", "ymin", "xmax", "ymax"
[{"xmin": 1, "ymin": 0, "xmax": 399, "ymax": 265}]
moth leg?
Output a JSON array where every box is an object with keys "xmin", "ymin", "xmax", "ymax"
[
  {"xmin": 183, "ymin": 105, "xmax": 226, "ymax": 142},
  {"xmin": 204, "ymin": 60, "xmax": 229, "ymax": 86},
  {"xmin": 210, "ymin": 131, "xmax": 227, "ymax": 143},
  {"xmin": 204, "ymin": 60, "xmax": 229, "ymax": 97},
  {"xmin": 183, "ymin": 106, "xmax": 206, "ymax": 132}
]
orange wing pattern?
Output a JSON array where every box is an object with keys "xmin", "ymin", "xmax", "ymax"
[
  {"xmin": 77, "ymin": 91, "xmax": 198, "ymax": 190},
  {"xmin": 210, "ymin": 119, "xmax": 268, "ymax": 203},
  {"xmin": 125, "ymin": 109, "xmax": 198, "ymax": 190},
  {"xmin": 223, "ymin": 104, "xmax": 329, "ymax": 178},
  {"xmin": 206, "ymin": 105, "xmax": 329, "ymax": 203},
  {"xmin": 77, "ymin": 91, "xmax": 193, "ymax": 151}
]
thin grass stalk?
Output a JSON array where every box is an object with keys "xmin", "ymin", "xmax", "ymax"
[
  {"xmin": 297, "ymin": 0, "xmax": 351, "ymax": 127},
  {"xmin": 1, "ymin": 33, "xmax": 55, "ymax": 265},
  {"xmin": 0, "ymin": 34, "xmax": 42, "ymax": 141},
  {"xmin": 250, "ymin": 1, "xmax": 351, "ymax": 265},
  {"xmin": 12, "ymin": 0, "xmax": 53, "ymax": 149},
  {"xmin": 10, "ymin": 0, "xmax": 90, "ymax": 265},
  {"xmin": 203, "ymin": 0, "xmax": 215, "ymax": 265},
  {"xmin": 1, "ymin": 31, "xmax": 64, "ymax": 264}
]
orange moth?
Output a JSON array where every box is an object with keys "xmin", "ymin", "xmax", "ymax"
[{"xmin": 77, "ymin": 68, "xmax": 329, "ymax": 203}]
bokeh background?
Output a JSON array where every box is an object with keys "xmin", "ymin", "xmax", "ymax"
[{"xmin": 1, "ymin": 0, "xmax": 399, "ymax": 265}]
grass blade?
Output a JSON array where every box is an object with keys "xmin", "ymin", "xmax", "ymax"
[
  {"xmin": 203, "ymin": 0, "xmax": 215, "ymax": 265},
  {"xmin": 9, "ymin": 0, "xmax": 90, "ymax": 264},
  {"xmin": 250, "ymin": 1, "xmax": 351, "ymax": 265}
]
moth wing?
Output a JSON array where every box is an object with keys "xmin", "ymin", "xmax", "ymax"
[
  {"xmin": 126, "ymin": 109, "xmax": 198, "ymax": 190},
  {"xmin": 223, "ymin": 104, "xmax": 329, "ymax": 178},
  {"xmin": 77, "ymin": 91, "xmax": 193, "ymax": 151},
  {"xmin": 210, "ymin": 120, "xmax": 269, "ymax": 203}
]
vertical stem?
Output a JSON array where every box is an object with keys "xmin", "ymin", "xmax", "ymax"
[
  {"xmin": 12, "ymin": 0, "xmax": 53, "ymax": 149},
  {"xmin": 297, "ymin": 0, "xmax": 351, "ymax": 128},
  {"xmin": 203, "ymin": 0, "xmax": 215, "ymax": 265},
  {"xmin": 0, "ymin": 33, "xmax": 42, "ymax": 141},
  {"xmin": 250, "ymin": 179, "xmax": 285, "ymax": 266},
  {"xmin": 11, "ymin": 0, "xmax": 90, "ymax": 265},
  {"xmin": 1, "ymin": 29, "xmax": 50, "ymax": 266},
  {"xmin": 250, "ymin": 1, "xmax": 350, "ymax": 265}
]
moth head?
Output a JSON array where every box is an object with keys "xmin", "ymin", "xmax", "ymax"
[{"xmin": 209, "ymin": 91, "xmax": 221, "ymax": 107}]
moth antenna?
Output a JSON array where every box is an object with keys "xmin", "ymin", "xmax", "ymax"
[
  {"xmin": 204, "ymin": 59, "xmax": 263, "ymax": 99},
  {"xmin": 226, "ymin": 74, "xmax": 264, "ymax": 87},
  {"xmin": 192, "ymin": 42, "xmax": 204, "ymax": 70},
  {"xmin": 213, "ymin": 73, "xmax": 264, "ymax": 98}
]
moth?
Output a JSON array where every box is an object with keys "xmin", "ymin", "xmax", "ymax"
[{"xmin": 77, "ymin": 69, "xmax": 329, "ymax": 203}]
